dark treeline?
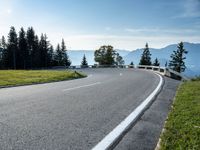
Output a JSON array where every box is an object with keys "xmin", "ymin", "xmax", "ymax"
[{"xmin": 0, "ymin": 26, "xmax": 71, "ymax": 69}]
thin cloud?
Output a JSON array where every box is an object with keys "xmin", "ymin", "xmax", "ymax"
[
  {"xmin": 124, "ymin": 27, "xmax": 199, "ymax": 35},
  {"xmin": 125, "ymin": 28, "xmax": 161, "ymax": 33},
  {"xmin": 61, "ymin": 34, "xmax": 200, "ymax": 50},
  {"xmin": 173, "ymin": 0, "xmax": 200, "ymax": 18}
]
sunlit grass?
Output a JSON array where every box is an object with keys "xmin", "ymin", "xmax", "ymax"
[
  {"xmin": 160, "ymin": 78, "xmax": 200, "ymax": 150},
  {"xmin": 0, "ymin": 70, "xmax": 86, "ymax": 87}
]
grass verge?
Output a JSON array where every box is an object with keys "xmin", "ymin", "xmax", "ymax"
[
  {"xmin": 160, "ymin": 78, "xmax": 200, "ymax": 150},
  {"xmin": 0, "ymin": 70, "xmax": 86, "ymax": 87}
]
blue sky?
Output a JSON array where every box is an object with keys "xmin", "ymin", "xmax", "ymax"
[{"xmin": 0, "ymin": 0, "xmax": 200, "ymax": 50}]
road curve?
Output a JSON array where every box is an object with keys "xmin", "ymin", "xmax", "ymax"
[{"xmin": 0, "ymin": 68, "xmax": 160, "ymax": 150}]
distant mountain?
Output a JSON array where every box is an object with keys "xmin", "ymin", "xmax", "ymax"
[
  {"xmin": 67, "ymin": 42, "xmax": 200, "ymax": 77},
  {"xmin": 68, "ymin": 49, "xmax": 130, "ymax": 66},
  {"xmin": 123, "ymin": 42, "xmax": 200, "ymax": 77}
]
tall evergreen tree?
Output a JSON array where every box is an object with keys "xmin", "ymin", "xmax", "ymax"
[
  {"xmin": 0, "ymin": 36, "xmax": 7, "ymax": 68},
  {"xmin": 39, "ymin": 34, "xmax": 48, "ymax": 67},
  {"xmin": 26, "ymin": 27, "xmax": 35, "ymax": 68},
  {"xmin": 32, "ymin": 35, "xmax": 40, "ymax": 68},
  {"xmin": 130, "ymin": 62, "xmax": 134, "ymax": 66},
  {"xmin": 61, "ymin": 39, "xmax": 71, "ymax": 67},
  {"xmin": 1, "ymin": 36, "xmax": 7, "ymax": 50},
  {"xmin": 18, "ymin": 27, "xmax": 28, "ymax": 69},
  {"xmin": 165, "ymin": 61, "xmax": 168, "ymax": 67},
  {"xmin": 129, "ymin": 62, "xmax": 134, "ymax": 68},
  {"xmin": 7, "ymin": 26, "xmax": 18, "ymax": 69},
  {"xmin": 81, "ymin": 54, "xmax": 88, "ymax": 67},
  {"xmin": 43, "ymin": 34, "xmax": 50, "ymax": 67},
  {"xmin": 55, "ymin": 44, "xmax": 62, "ymax": 65},
  {"xmin": 0, "ymin": 38, "xmax": 3, "ymax": 68},
  {"xmin": 153, "ymin": 58, "xmax": 160, "ymax": 66},
  {"xmin": 48, "ymin": 45, "xmax": 54, "ymax": 67},
  {"xmin": 169, "ymin": 42, "xmax": 188, "ymax": 73},
  {"xmin": 139, "ymin": 43, "xmax": 151, "ymax": 65}
]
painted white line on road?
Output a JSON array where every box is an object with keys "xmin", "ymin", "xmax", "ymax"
[
  {"xmin": 63, "ymin": 82, "xmax": 101, "ymax": 92},
  {"xmin": 92, "ymin": 73, "xmax": 163, "ymax": 150}
]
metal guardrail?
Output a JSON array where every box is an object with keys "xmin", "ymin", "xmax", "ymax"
[
  {"xmin": 68, "ymin": 65, "xmax": 134, "ymax": 69},
  {"xmin": 137, "ymin": 65, "xmax": 189, "ymax": 81}
]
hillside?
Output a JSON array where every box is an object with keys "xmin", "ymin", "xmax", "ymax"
[
  {"xmin": 68, "ymin": 50, "xmax": 130, "ymax": 65},
  {"xmin": 124, "ymin": 42, "xmax": 200, "ymax": 76},
  {"xmin": 67, "ymin": 42, "xmax": 200, "ymax": 77}
]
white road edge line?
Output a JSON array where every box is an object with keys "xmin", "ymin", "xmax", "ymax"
[
  {"xmin": 92, "ymin": 73, "xmax": 163, "ymax": 150},
  {"xmin": 63, "ymin": 82, "xmax": 101, "ymax": 92}
]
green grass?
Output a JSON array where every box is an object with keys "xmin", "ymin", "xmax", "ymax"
[
  {"xmin": 0, "ymin": 70, "xmax": 86, "ymax": 87},
  {"xmin": 160, "ymin": 78, "xmax": 200, "ymax": 150}
]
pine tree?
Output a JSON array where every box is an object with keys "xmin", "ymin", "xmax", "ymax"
[
  {"xmin": 0, "ymin": 39, "xmax": 3, "ymax": 68},
  {"xmin": 0, "ymin": 36, "xmax": 7, "ymax": 68},
  {"xmin": 169, "ymin": 42, "xmax": 188, "ymax": 73},
  {"xmin": 165, "ymin": 61, "xmax": 168, "ymax": 67},
  {"xmin": 18, "ymin": 27, "xmax": 28, "ymax": 69},
  {"xmin": 129, "ymin": 62, "xmax": 134, "ymax": 68},
  {"xmin": 139, "ymin": 43, "xmax": 151, "ymax": 66},
  {"xmin": 38, "ymin": 34, "xmax": 51, "ymax": 68},
  {"xmin": 130, "ymin": 62, "xmax": 134, "ymax": 66},
  {"xmin": 32, "ymin": 35, "xmax": 40, "ymax": 68},
  {"xmin": 26, "ymin": 27, "xmax": 35, "ymax": 68},
  {"xmin": 61, "ymin": 39, "xmax": 71, "ymax": 67},
  {"xmin": 43, "ymin": 34, "xmax": 50, "ymax": 67},
  {"xmin": 55, "ymin": 44, "xmax": 62, "ymax": 65},
  {"xmin": 153, "ymin": 58, "xmax": 160, "ymax": 66},
  {"xmin": 7, "ymin": 26, "xmax": 18, "ymax": 69},
  {"xmin": 39, "ymin": 34, "xmax": 45, "ymax": 67},
  {"xmin": 48, "ymin": 45, "xmax": 54, "ymax": 67},
  {"xmin": 81, "ymin": 54, "xmax": 88, "ymax": 67}
]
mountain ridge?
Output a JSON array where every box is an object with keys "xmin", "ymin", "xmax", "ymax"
[{"xmin": 67, "ymin": 42, "xmax": 200, "ymax": 77}]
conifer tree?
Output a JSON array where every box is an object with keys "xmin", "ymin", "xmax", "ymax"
[
  {"xmin": 81, "ymin": 54, "xmax": 88, "ymax": 67},
  {"xmin": 130, "ymin": 62, "xmax": 134, "ymax": 66},
  {"xmin": 32, "ymin": 35, "xmax": 40, "ymax": 68},
  {"xmin": 153, "ymin": 58, "xmax": 160, "ymax": 66},
  {"xmin": 61, "ymin": 39, "xmax": 71, "ymax": 67},
  {"xmin": 165, "ymin": 61, "xmax": 168, "ymax": 67},
  {"xmin": 0, "ymin": 39, "xmax": 3, "ymax": 68},
  {"xmin": 169, "ymin": 42, "xmax": 188, "ymax": 73},
  {"xmin": 43, "ymin": 34, "xmax": 50, "ymax": 67},
  {"xmin": 0, "ymin": 36, "xmax": 7, "ymax": 68},
  {"xmin": 48, "ymin": 45, "xmax": 54, "ymax": 67},
  {"xmin": 139, "ymin": 43, "xmax": 151, "ymax": 66},
  {"xmin": 18, "ymin": 27, "xmax": 28, "ymax": 69},
  {"xmin": 55, "ymin": 44, "xmax": 62, "ymax": 65},
  {"xmin": 129, "ymin": 61, "xmax": 134, "ymax": 68},
  {"xmin": 26, "ymin": 27, "xmax": 35, "ymax": 68},
  {"xmin": 7, "ymin": 26, "xmax": 18, "ymax": 69}
]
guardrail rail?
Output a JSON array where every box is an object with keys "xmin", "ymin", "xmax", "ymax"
[{"xmin": 137, "ymin": 65, "xmax": 189, "ymax": 81}]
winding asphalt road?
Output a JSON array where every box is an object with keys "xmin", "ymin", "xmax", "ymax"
[{"xmin": 0, "ymin": 68, "xmax": 160, "ymax": 149}]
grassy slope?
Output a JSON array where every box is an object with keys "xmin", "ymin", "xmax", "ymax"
[
  {"xmin": 0, "ymin": 70, "xmax": 86, "ymax": 87},
  {"xmin": 160, "ymin": 79, "xmax": 200, "ymax": 150}
]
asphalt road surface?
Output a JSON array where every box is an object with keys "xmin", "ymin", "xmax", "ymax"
[{"xmin": 0, "ymin": 68, "xmax": 162, "ymax": 150}]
